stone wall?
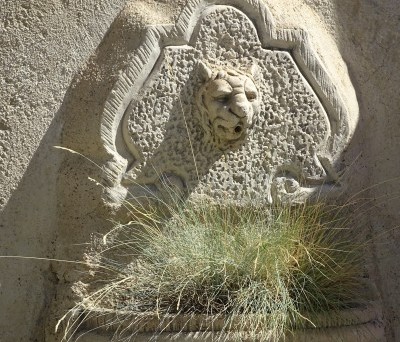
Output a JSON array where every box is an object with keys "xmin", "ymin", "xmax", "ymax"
[
  {"xmin": 0, "ymin": 1, "xmax": 399, "ymax": 341},
  {"xmin": 0, "ymin": 1, "xmax": 129, "ymax": 340}
]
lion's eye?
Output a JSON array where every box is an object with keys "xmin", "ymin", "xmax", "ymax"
[
  {"xmin": 215, "ymin": 94, "xmax": 230, "ymax": 102},
  {"xmin": 246, "ymin": 91, "xmax": 257, "ymax": 101}
]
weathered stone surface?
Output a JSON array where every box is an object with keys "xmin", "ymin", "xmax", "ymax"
[
  {"xmin": 0, "ymin": 1, "xmax": 171, "ymax": 341},
  {"xmin": 101, "ymin": 1, "xmax": 355, "ymax": 206},
  {"xmin": 1, "ymin": 0, "xmax": 400, "ymax": 341}
]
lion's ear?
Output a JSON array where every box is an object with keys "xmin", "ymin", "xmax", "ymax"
[
  {"xmin": 247, "ymin": 63, "xmax": 260, "ymax": 83},
  {"xmin": 198, "ymin": 61, "xmax": 213, "ymax": 82}
]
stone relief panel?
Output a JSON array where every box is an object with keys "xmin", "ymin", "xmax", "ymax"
[{"xmin": 101, "ymin": 1, "xmax": 355, "ymax": 205}]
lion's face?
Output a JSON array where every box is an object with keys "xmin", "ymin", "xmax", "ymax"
[{"xmin": 196, "ymin": 62, "xmax": 261, "ymax": 149}]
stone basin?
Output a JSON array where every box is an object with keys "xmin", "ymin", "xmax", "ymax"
[{"xmin": 72, "ymin": 301, "xmax": 385, "ymax": 342}]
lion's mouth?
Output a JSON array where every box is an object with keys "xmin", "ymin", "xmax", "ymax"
[
  {"xmin": 234, "ymin": 125, "xmax": 243, "ymax": 134},
  {"xmin": 215, "ymin": 123, "xmax": 246, "ymax": 142}
]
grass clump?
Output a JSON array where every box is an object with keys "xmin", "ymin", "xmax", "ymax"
[{"xmin": 73, "ymin": 199, "xmax": 365, "ymax": 341}]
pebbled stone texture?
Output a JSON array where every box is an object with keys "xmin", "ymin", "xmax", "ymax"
[{"xmin": 1, "ymin": 1, "xmax": 400, "ymax": 342}]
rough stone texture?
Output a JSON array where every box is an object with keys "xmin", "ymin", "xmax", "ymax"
[
  {"xmin": 261, "ymin": 3, "xmax": 400, "ymax": 341},
  {"xmin": 1, "ymin": 1, "xmax": 400, "ymax": 342},
  {"xmin": 100, "ymin": 1, "xmax": 356, "ymax": 209},
  {"xmin": 59, "ymin": 2, "xmax": 376, "ymax": 342},
  {"xmin": 0, "ymin": 1, "xmax": 179, "ymax": 341},
  {"xmin": 120, "ymin": 7, "xmax": 335, "ymax": 203}
]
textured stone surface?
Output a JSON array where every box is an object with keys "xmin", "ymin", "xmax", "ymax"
[
  {"xmin": 1, "ymin": 0, "xmax": 400, "ymax": 342},
  {"xmin": 122, "ymin": 10, "xmax": 330, "ymax": 203},
  {"xmin": 102, "ymin": 2, "xmax": 355, "ymax": 207},
  {"xmin": 0, "ymin": 1, "xmax": 152, "ymax": 341},
  {"xmin": 67, "ymin": 2, "xmax": 379, "ymax": 342}
]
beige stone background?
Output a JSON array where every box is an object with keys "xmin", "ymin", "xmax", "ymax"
[{"xmin": 0, "ymin": 0, "xmax": 399, "ymax": 341}]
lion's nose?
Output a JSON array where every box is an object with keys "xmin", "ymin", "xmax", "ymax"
[
  {"xmin": 229, "ymin": 95, "xmax": 246, "ymax": 115},
  {"xmin": 229, "ymin": 95, "xmax": 253, "ymax": 124}
]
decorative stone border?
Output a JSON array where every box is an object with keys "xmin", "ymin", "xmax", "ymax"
[{"xmin": 100, "ymin": 0, "xmax": 356, "ymax": 195}]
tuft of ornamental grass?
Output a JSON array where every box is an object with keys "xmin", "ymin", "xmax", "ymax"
[{"xmin": 71, "ymin": 198, "xmax": 366, "ymax": 341}]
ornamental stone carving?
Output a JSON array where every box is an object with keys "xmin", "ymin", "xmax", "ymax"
[
  {"xmin": 100, "ymin": 1, "xmax": 357, "ymax": 205},
  {"xmin": 196, "ymin": 62, "xmax": 260, "ymax": 149}
]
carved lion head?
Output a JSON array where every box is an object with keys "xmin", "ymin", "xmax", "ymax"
[{"xmin": 196, "ymin": 61, "xmax": 261, "ymax": 149}]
